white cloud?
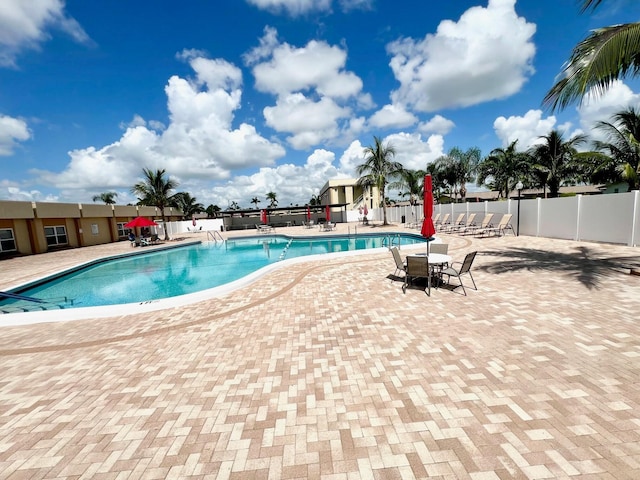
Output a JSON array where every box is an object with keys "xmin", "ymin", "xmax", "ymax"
[
  {"xmin": 493, "ymin": 109, "xmax": 558, "ymax": 149},
  {"xmin": 384, "ymin": 132, "xmax": 445, "ymax": 171},
  {"xmin": 32, "ymin": 52, "xmax": 285, "ymax": 196},
  {"xmin": 418, "ymin": 114, "xmax": 455, "ymax": 135},
  {"xmin": 0, "ymin": 114, "xmax": 30, "ymax": 155},
  {"xmin": 577, "ymin": 80, "xmax": 640, "ymax": 142},
  {"xmin": 387, "ymin": 0, "xmax": 536, "ymax": 112},
  {"xmin": 0, "ymin": 0, "xmax": 90, "ymax": 67},
  {"xmin": 368, "ymin": 104, "xmax": 418, "ymax": 129},
  {"xmin": 244, "ymin": 0, "xmax": 371, "ymax": 16},
  {"xmin": 204, "ymin": 149, "xmax": 339, "ymax": 208}
]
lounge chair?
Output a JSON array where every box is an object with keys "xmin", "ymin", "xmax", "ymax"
[
  {"xmin": 403, "ymin": 255, "xmax": 434, "ymax": 295},
  {"xmin": 476, "ymin": 213, "xmax": 514, "ymax": 237},
  {"xmin": 460, "ymin": 213, "xmax": 494, "ymax": 235},
  {"xmin": 449, "ymin": 213, "xmax": 476, "ymax": 234},
  {"xmin": 441, "ymin": 251, "xmax": 478, "ymax": 295},
  {"xmin": 444, "ymin": 213, "xmax": 465, "ymax": 232},
  {"xmin": 436, "ymin": 213, "xmax": 450, "ymax": 229},
  {"xmin": 390, "ymin": 246, "xmax": 406, "ymax": 281}
]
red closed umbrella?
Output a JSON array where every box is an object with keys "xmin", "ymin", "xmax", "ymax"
[
  {"xmin": 325, "ymin": 204, "xmax": 330, "ymax": 222},
  {"xmin": 124, "ymin": 216, "xmax": 159, "ymax": 228},
  {"xmin": 420, "ymin": 175, "xmax": 436, "ymax": 252},
  {"xmin": 192, "ymin": 215, "xmax": 196, "ymax": 227},
  {"xmin": 260, "ymin": 209, "xmax": 267, "ymax": 224},
  {"xmin": 306, "ymin": 205, "xmax": 311, "ymax": 220}
]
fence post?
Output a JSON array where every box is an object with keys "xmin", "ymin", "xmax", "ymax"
[
  {"xmin": 631, "ymin": 190, "xmax": 639, "ymax": 247},
  {"xmin": 575, "ymin": 195, "xmax": 582, "ymax": 242}
]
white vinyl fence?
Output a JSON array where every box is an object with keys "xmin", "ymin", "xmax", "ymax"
[{"xmin": 376, "ymin": 190, "xmax": 640, "ymax": 247}]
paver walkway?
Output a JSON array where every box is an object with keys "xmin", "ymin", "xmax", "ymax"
[{"xmin": 0, "ymin": 225, "xmax": 639, "ymax": 479}]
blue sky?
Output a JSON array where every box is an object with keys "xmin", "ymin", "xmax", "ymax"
[{"xmin": 2, "ymin": 0, "xmax": 640, "ymax": 208}]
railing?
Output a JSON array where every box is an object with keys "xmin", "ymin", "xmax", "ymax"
[
  {"xmin": 382, "ymin": 233, "xmax": 402, "ymax": 249},
  {"xmin": 207, "ymin": 230, "xmax": 225, "ymax": 242},
  {"xmin": 278, "ymin": 238, "xmax": 293, "ymax": 261}
]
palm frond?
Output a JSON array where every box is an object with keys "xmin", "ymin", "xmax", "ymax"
[{"xmin": 544, "ymin": 22, "xmax": 640, "ymax": 111}]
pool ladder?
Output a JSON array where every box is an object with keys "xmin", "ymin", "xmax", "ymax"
[
  {"xmin": 279, "ymin": 239, "xmax": 293, "ymax": 260},
  {"xmin": 207, "ymin": 230, "xmax": 225, "ymax": 242},
  {"xmin": 383, "ymin": 233, "xmax": 402, "ymax": 249}
]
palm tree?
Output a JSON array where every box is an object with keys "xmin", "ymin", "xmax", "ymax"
[
  {"xmin": 251, "ymin": 197, "xmax": 261, "ymax": 209},
  {"xmin": 592, "ymin": 107, "xmax": 640, "ymax": 191},
  {"xmin": 450, "ymin": 147, "xmax": 481, "ymax": 201},
  {"xmin": 390, "ymin": 168, "xmax": 425, "ymax": 205},
  {"xmin": 92, "ymin": 192, "xmax": 118, "ymax": 204},
  {"xmin": 528, "ymin": 130, "xmax": 588, "ymax": 198},
  {"xmin": 544, "ymin": 0, "xmax": 640, "ymax": 110},
  {"xmin": 477, "ymin": 141, "xmax": 531, "ymax": 199},
  {"xmin": 171, "ymin": 192, "xmax": 204, "ymax": 220},
  {"xmin": 309, "ymin": 194, "xmax": 321, "ymax": 206},
  {"xmin": 356, "ymin": 136, "xmax": 403, "ymax": 225},
  {"xmin": 205, "ymin": 204, "xmax": 221, "ymax": 218},
  {"xmin": 266, "ymin": 191, "xmax": 277, "ymax": 208},
  {"xmin": 131, "ymin": 168, "xmax": 178, "ymax": 240}
]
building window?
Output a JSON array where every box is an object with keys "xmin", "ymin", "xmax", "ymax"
[
  {"xmin": 44, "ymin": 226, "xmax": 68, "ymax": 246},
  {"xmin": 117, "ymin": 222, "xmax": 129, "ymax": 237},
  {"xmin": 0, "ymin": 228, "xmax": 17, "ymax": 252}
]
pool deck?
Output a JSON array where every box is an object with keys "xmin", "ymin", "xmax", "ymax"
[{"xmin": 1, "ymin": 222, "xmax": 639, "ymax": 479}]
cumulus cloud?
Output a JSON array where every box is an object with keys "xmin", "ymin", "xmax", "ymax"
[
  {"xmin": 387, "ymin": 0, "xmax": 536, "ymax": 112},
  {"xmin": 0, "ymin": 0, "xmax": 91, "ymax": 67},
  {"xmin": 0, "ymin": 114, "xmax": 31, "ymax": 156},
  {"xmin": 246, "ymin": 28, "xmax": 366, "ymax": 150},
  {"xmin": 368, "ymin": 104, "xmax": 418, "ymax": 129},
  {"xmin": 418, "ymin": 114, "xmax": 455, "ymax": 135},
  {"xmin": 32, "ymin": 52, "xmax": 285, "ymax": 197},
  {"xmin": 244, "ymin": 0, "xmax": 371, "ymax": 16},
  {"xmin": 493, "ymin": 109, "xmax": 558, "ymax": 149},
  {"xmin": 577, "ymin": 80, "xmax": 640, "ymax": 142}
]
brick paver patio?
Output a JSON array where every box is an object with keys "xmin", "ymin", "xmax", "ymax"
[{"xmin": 0, "ymin": 224, "xmax": 639, "ymax": 479}]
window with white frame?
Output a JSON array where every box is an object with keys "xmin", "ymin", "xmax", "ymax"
[
  {"xmin": 0, "ymin": 228, "xmax": 17, "ymax": 252},
  {"xmin": 117, "ymin": 222, "xmax": 129, "ymax": 237},
  {"xmin": 44, "ymin": 225, "xmax": 68, "ymax": 246}
]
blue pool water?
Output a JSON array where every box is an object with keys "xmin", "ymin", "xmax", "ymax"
[{"xmin": 0, "ymin": 233, "xmax": 427, "ymax": 312}]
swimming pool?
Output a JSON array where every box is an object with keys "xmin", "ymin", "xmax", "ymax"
[{"xmin": 0, "ymin": 232, "xmax": 428, "ymax": 314}]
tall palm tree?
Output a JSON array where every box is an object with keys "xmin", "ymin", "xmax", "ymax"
[
  {"xmin": 528, "ymin": 130, "xmax": 588, "ymax": 198},
  {"xmin": 131, "ymin": 168, "xmax": 178, "ymax": 240},
  {"xmin": 266, "ymin": 191, "xmax": 277, "ymax": 208},
  {"xmin": 357, "ymin": 136, "xmax": 403, "ymax": 225},
  {"xmin": 171, "ymin": 192, "xmax": 204, "ymax": 220},
  {"xmin": 592, "ymin": 107, "xmax": 640, "ymax": 191},
  {"xmin": 544, "ymin": 0, "xmax": 640, "ymax": 110},
  {"xmin": 434, "ymin": 147, "xmax": 480, "ymax": 202},
  {"xmin": 477, "ymin": 141, "xmax": 531, "ymax": 199},
  {"xmin": 92, "ymin": 192, "xmax": 118, "ymax": 204},
  {"xmin": 308, "ymin": 194, "xmax": 321, "ymax": 206},
  {"xmin": 251, "ymin": 197, "xmax": 261, "ymax": 209}
]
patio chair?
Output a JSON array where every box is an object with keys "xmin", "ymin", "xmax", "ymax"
[
  {"xmin": 460, "ymin": 213, "xmax": 494, "ymax": 235},
  {"xmin": 440, "ymin": 251, "xmax": 478, "ymax": 295},
  {"xmin": 429, "ymin": 243, "xmax": 449, "ymax": 255},
  {"xmin": 436, "ymin": 213, "xmax": 450, "ymax": 228},
  {"xmin": 390, "ymin": 246, "xmax": 406, "ymax": 281},
  {"xmin": 450, "ymin": 213, "xmax": 476, "ymax": 234},
  {"xmin": 476, "ymin": 214, "xmax": 514, "ymax": 237},
  {"xmin": 444, "ymin": 213, "xmax": 465, "ymax": 232},
  {"xmin": 403, "ymin": 255, "xmax": 434, "ymax": 295}
]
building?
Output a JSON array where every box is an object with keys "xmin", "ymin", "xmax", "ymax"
[
  {"xmin": 0, "ymin": 201, "xmax": 182, "ymax": 258},
  {"xmin": 318, "ymin": 178, "xmax": 381, "ymax": 213}
]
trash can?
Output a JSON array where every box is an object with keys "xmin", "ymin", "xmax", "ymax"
[{"xmin": 401, "ymin": 215, "xmax": 406, "ymax": 223}]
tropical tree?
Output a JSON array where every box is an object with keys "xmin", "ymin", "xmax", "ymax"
[
  {"xmin": 434, "ymin": 147, "xmax": 481, "ymax": 202},
  {"xmin": 477, "ymin": 141, "xmax": 531, "ymax": 199},
  {"xmin": 92, "ymin": 191, "xmax": 118, "ymax": 204},
  {"xmin": 592, "ymin": 107, "xmax": 640, "ymax": 191},
  {"xmin": 356, "ymin": 136, "xmax": 403, "ymax": 225},
  {"xmin": 266, "ymin": 191, "xmax": 278, "ymax": 208},
  {"xmin": 390, "ymin": 168, "xmax": 425, "ymax": 205},
  {"xmin": 528, "ymin": 130, "xmax": 588, "ymax": 198},
  {"xmin": 544, "ymin": 0, "xmax": 640, "ymax": 111},
  {"xmin": 171, "ymin": 192, "xmax": 204, "ymax": 220},
  {"xmin": 205, "ymin": 204, "xmax": 221, "ymax": 218},
  {"xmin": 131, "ymin": 168, "xmax": 178, "ymax": 240},
  {"xmin": 251, "ymin": 197, "xmax": 261, "ymax": 209},
  {"xmin": 228, "ymin": 201, "xmax": 240, "ymax": 210},
  {"xmin": 308, "ymin": 194, "xmax": 321, "ymax": 206}
]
